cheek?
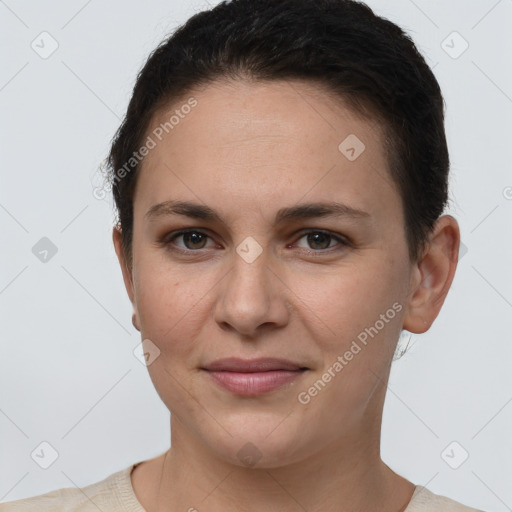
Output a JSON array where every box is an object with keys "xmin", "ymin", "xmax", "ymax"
[
  {"xmin": 132, "ymin": 266, "xmax": 210, "ymax": 411},
  {"xmin": 290, "ymin": 258, "xmax": 404, "ymax": 351},
  {"xmin": 293, "ymin": 266, "xmax": 403, "ymax": 433},
  {"xmin": 133, "ymin": 260, "xmax": 204, "ymax": 356}
]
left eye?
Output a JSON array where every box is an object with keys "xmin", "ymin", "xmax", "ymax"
[
  {"xmin": 164, "ymin": 229, "xmax": 348, "ymax": 253},
  {"xmin": 292, "ymin": 230, "xmax": 348, "ymax": 251}
]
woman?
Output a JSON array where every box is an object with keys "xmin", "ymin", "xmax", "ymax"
[{"xmin": 1, "ymin": 0, "xmax": 484, "ymax": 510}]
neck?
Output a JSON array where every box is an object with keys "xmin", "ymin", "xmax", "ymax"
[{"xmin": 151, "ymin": 413, "xmax": 415, "ymax": 512}]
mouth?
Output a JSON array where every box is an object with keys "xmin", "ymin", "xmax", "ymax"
[{"xmin": 201, "ymin": 357, "xmax": 308, "ymax": 397}]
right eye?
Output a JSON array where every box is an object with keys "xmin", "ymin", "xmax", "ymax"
[{"xmin": 162, "ymin": 229, "xmax": 218, "ymax": 253}]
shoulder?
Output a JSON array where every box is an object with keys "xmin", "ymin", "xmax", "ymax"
[
  {"xmin": 405, "ymin": 485, "xmax": 484, "ymax": 512},
  {"xmin": 0, "ymin": 463, "xmax": 145, "ymax": 512}
]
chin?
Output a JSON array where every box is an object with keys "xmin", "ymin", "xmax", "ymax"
[{"xmin": 197, "ymin": 410, "xmax": 313, "ymax": 469}]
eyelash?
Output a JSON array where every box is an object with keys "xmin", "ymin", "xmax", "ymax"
[{"xmin": 160, "ymin": 229, "xmax": 351, "ymax": 255}]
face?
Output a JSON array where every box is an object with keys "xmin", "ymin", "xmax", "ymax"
[{"xmin": 116, "ymin": 79, "xmax": 425, "ymax": 468}]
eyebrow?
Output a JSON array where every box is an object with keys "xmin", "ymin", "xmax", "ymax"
[{"xmin": 145, "ymin": 200, "xmax": 371, "ymax": 225}]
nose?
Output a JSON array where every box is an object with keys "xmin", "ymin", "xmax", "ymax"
[{"xmin": 213, "ymin": 247, "xmax": 290, "ymax": 338}]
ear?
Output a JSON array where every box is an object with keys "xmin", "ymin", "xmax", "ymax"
[
  {"xmin": 112, "ymin": 225, "xmax": 140, "ymax": 332},
  {"xmin": 402, "ymin": 215, "xmax": 460, "ymax": 334}
]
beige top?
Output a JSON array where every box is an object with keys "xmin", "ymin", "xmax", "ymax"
[{"xmin": 0, "ymin": 462, "xmax": 483, "ymax": 511}]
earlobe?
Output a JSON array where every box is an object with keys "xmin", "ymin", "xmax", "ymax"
[
  {"xmin": 402, "ymin": 215, "xmax": 460, "ymax": 334},
  {"xmin": 132, "ymin": 312, "xmax": 140, "ymax": 332}
]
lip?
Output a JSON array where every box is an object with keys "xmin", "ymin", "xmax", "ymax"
[
  {"xmin": 203, "ymin": 357, "xmax": 306, "ymax": 372},
  {"xmin": 202, "ymin": 358, "xmax": 307, "ymax": 396}
]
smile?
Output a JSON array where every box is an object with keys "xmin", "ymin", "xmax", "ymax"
[{"xmin": 201, "ymin": 357, "xmax": 308, "ymax": 396}]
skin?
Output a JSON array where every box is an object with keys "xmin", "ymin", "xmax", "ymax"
[{"xmin": 113, "ymin": 79, "xmax": 460, "ymax": 512}]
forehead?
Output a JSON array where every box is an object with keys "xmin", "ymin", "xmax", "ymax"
[
  {"xmin": 134, "ymin": 79, "xmax": 398, "ymax": 225},
  {"xmin": 149, "ymin": 78, "xmax": 385, "ymax": 155}
]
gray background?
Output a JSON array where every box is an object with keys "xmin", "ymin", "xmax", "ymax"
[{"xmin": 1, "ymin": 0, "xmax": 511, "ymax": 510}]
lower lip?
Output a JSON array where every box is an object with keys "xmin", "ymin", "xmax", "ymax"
[{"xmin": 205, "ymin": 370, "xmax": 305, "ymax": 396}]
